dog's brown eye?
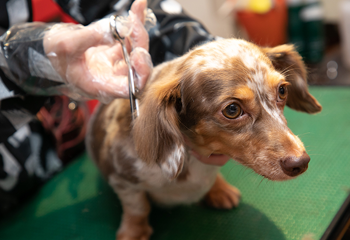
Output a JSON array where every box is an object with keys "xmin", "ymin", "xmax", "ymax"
[
  {"xmin": 278, "ymin": 85, "xmax": 287, "ymax": 100},
  {"xmin": 222, "ymin": 103, "xmax": 241, "ymax": 119}
]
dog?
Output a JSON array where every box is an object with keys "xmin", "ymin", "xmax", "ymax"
[{"xmin": 86, "ymin": 38, "xmax": 322, "ymax": 240}]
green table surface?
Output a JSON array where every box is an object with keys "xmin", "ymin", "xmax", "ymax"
[{"xmin": 1, "ymin": 87, "xmax": 350, "ymax": 240}]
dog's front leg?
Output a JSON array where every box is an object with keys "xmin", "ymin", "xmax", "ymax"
[
  {"xmin": 112, "ymin": 184, "xmax": 152, "ymax": 240},
  {"xmin": 204, "ymin": 174, "xmax": 241, "ymax": 210}
]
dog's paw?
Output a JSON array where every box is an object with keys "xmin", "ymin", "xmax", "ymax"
[
  {"xmin": 117, "ymin": 225, "xmax": 152, "ymax": 240},
  {"xmin": 204, "ymin": 175, "xmax": 241, "ymax": 210},
  {"xmin": 117, "ymin": 216, "xmax": 153, "ymax": 240}
]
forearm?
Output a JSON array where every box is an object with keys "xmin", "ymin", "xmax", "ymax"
[{"xmin": 0, "ymin": 22, "xmax": 67, "ymax": 96}]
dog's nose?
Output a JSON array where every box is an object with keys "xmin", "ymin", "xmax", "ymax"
[{"xmin": 280, "ymin": 152, "xmax": 310, "ymax": 177}]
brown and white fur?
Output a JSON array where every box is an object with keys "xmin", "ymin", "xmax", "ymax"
[{"xmin": 86, "ymin": 38, "xmax": 322, "ymax": 240}]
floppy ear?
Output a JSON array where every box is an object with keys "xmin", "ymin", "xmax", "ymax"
[
  {"xmin": 132, "ymin": 79, "xmax": 186, "ymax": 180},
  {"xmin": 263, "ymin": 45, "xmax": 322, "ymax": 114}
]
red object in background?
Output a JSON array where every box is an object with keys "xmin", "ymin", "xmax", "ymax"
[
  {"xmin": 87, "ymin": 100, "xmax": 99, "ymax": 113},
  {"xmin": 32, "ymin": 0, "xmax": 98, "ymax": 113},
  {"xmin": 236, "ymin": 0, "xmax": 287, "ymax": 47},
  {"xmin": 32, "ymin": 0, "xmax": 77, "ymax": 23}
]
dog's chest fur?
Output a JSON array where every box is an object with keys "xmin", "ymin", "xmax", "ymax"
[
  {"xmin": 87, "ymin": 98, "xmax": 219, "ymax": 206},
  {"xmin": 132, "ymin": 154, "xmax": 219, "ymax": 205}
]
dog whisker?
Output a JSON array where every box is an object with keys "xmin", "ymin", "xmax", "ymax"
[{"xmin": 297, "ymin": 132, "xmax": 311, "ymax": 137}]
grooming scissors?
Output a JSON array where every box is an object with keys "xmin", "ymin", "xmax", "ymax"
[{"xmin": 109, "ymin": 14, "xmax": 139, "ymax": 120}]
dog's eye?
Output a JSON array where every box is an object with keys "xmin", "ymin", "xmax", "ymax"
[
  {"xmin": 222, "ymin": 103, "xmax": 242, "ymax": 119},
  {"xmin": 278, "ymin": 85, "xmax": 287, "ymax": 101}
]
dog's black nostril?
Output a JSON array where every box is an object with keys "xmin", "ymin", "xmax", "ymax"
[{"xmin": 280, "ymin": 152, "xmax": 310, "ymax": 177}]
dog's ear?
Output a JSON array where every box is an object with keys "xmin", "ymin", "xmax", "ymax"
[
  {"xmin": 132, "ymin": 79, "xmax": 185, "ymax": 180},
  {"xmin": 263, "ymin": 45, "xmax": 322, "ymax": 114}
]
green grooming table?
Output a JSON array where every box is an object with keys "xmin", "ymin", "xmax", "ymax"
[{"xmin": 1, "ymin": 87, "xmax": 350, "ymax": 240}]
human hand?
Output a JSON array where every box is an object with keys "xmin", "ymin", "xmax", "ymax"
[{"xmin": 43, "ymin": 0, "xmax": 153, "ymax": 103}]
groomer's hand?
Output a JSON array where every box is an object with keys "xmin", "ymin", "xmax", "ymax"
[{"xmin": 43, "ymin": 0, "xmax": 152, "ymax": 103}]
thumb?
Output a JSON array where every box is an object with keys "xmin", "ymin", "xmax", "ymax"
[{"xmin": 131, "ymin": 0, "xmax": 147, "ymax": 24}]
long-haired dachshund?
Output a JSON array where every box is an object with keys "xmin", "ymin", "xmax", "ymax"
[{"xmin": 86, "ymin": 38, "xmax": 322, "ymax": 240}]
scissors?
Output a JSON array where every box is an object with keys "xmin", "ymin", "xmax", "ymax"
[{"xmin": 109, "ymin": 13, "xmax": 139, "ymax": 120}]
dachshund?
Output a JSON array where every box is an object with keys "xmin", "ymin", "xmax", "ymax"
[{"xmin": 86, "ymin": 38, "xmax": 322, "ymax": 240}]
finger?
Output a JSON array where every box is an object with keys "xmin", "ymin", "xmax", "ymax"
[
  {"xmin": 69, "ymin": 19, "xmax": 113, "ymax": 55},
  {"xmin": 130, "ymin": 47, "xmax": 153, "ymax": 90},
  {"xmin": 96, "ymin": 76, "xmax": 130, "ymax": 100},
  {"xmin": 129, "ymin": 12, "xmax": 149, "ymax": 50},
  {"xmin": 68, "ymin": 58, "xmax": 130, "ymax": 100},
  {"xmin": 107, "ymin": 43, "xmax": 125, "ymax": 64},
  {"xmin": 131, "ymin": 0, "xmax": 147, "ymax": 24},
  {"xmin": 61, "ymin": 28, "xmax": 103, "ymax": 56},
  {"xmin": 74, "ymin": 71, "xmax": 130, "ymax": 100}
]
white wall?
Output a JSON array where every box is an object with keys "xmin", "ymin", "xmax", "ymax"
[
  {"xmin": 321, "ymin": 0, "xmax": 342, "ymax": 23},
  {"xmin": 176, "ymin": 0, "xmax": 236, "ymax": 38}
]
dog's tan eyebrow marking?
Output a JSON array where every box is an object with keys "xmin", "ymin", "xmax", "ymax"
[
  {"xmin": 267, "ymin": 71, "xmax": 286, "ymax": 89},
  {"xmin": 217, "ymin": 86, "xmax": 256, "ymax": 113},
  {"xmin": 219, "ymin": 85, "xmax": 255, "ymax": 104},
  {"xmin": 233, "ymin": 86, "xmax": 255, "ymax": 100}
]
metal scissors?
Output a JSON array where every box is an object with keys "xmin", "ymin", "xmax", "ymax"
[{"xmin": 109, "ymin": 13, "xmax": 139, "ymax": 120}]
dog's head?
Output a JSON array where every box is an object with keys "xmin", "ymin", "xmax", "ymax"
[{"xmin": 133, "ymin": 39, "xmax": 322, "ymax": 181}]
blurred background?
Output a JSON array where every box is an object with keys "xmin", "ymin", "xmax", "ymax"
[
  {"xmin": 30, "ymin": 0, "xmax": 350, "ymax": 87},
  {"xmin": 178, "ymin": 0, "xmax": 350, "ymax": 86},
  {"xmin": 2, "ymin": 1, "xmax": 350, "ymax": 240}
]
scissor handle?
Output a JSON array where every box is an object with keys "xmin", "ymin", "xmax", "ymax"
[{"xmin": 109, "ymin": 14, "xmax": 125, "ymax": 41}]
